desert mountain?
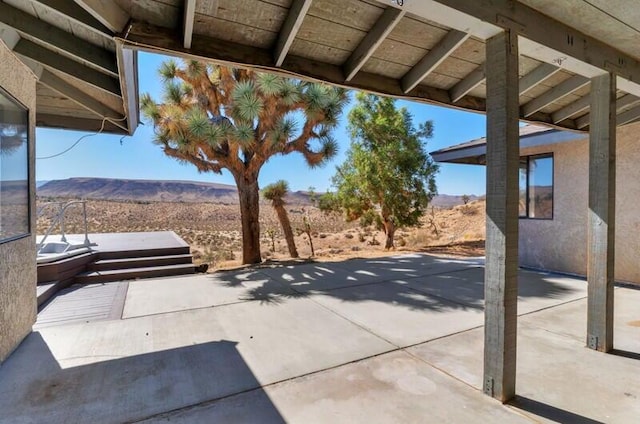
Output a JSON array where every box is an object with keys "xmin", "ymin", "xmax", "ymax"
[
  {"xmin": 37, "ymin": 177, "xmax": 312, "ymax": 204},
  {"xmin": 37, "ymin": 177, "xmax": 481, "ymax": 206}
]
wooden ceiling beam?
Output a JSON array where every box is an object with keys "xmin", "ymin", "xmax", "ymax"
[
  {"xmin": 183, "ymin": 0, "xmax": 197, "ymax": 49},
  {"xmin": 0, "ymin": 2, "xmax": 117, "ymax": 77},
  {"xmin": 31, "ymin": 0, "xmax": 112, "ymax": 38},
  {"xmin": 449, "ymin": 64, "xmax": 485, "ymax": 103},
  {"xmin": 519, "ymin": 63, "xmax": 559, "ymax": 95},
  {"xmin": 552, "ymin": 95, "xmax": 590, "ymax": 123},
  {"xmin": 401, "ymin": 29, "xmax": 469, "ymax": 94},
  {"xmin": 576, "ymin": 94, "xmax": 640, "ymax": 129},
  {"xmin": 344, "ymin": 7, "xmax": 405, "ymax": 82},
  {"xmin": 14, "ymin": 39, "xmax": 121, "ymax": 97},
  {"xmin": 521, "ymin": 75, "xmax": 589, "ymax": 117},
  {"xmin": 73, "ymin": 0, "xmax": 129, "ymax": 33},
  {"xmin": 274, "ymin": 0, "xmax": 313, "ymax": 67}
]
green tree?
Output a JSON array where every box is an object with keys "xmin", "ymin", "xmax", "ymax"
[
  {"xmin": 141, "ymin": 60, "xmax": 347, "ymax": 264},
  {"xmin": 330, "ymin": 93, "xmax": 439, "ymax": 249},
  {"xmin": 262, "ymin": 180, "xmax": 298, "ymax": 258}
]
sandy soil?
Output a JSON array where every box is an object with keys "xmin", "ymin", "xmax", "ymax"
[{"xmin": 36, "ymin": 199, "xmax": 486, "ymax": 270}]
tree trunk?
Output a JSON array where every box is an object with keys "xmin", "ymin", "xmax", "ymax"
[
  {"xmin": 236, "ymin": 176, "xmax": 262, "ymax": 264},
  {"xmin": 383, "ymin": 219, "xmax": 395, "ymax": 250},
  {"xmin": 275, "ymin": 205, "xmax": 299, "ymax": 258}
]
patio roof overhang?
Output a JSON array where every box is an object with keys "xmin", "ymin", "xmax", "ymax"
[
  {"xmin": 110, "ymin": 0, "xmax": 640, "ymax": 133},
  {"xmin": 0, "ymin": 0, "xmax": 138, "ymax": 135},
  {"xmin": 6, "ymin": 1, "xmax": 640, "ymax": 136}
]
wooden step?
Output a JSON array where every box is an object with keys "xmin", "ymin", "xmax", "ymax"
[
  {"xmin": 97, "ymin": 246, "xmax": 190, "ymax": 260},
  {"xmin": 75, "ymin": 263, "xmax": 197, "ymax": 284},
  {"xmin": 89, "ymin": 254, "xmax": 193, "ymax": 271}
]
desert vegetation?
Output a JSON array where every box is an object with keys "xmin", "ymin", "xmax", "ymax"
[{"xmin": 36, "ymin": 197, "xmax": 486, "ymax": 270}]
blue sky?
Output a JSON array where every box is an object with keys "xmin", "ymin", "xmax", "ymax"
[{"xmin": 35, "ymin": 52, "xmax": 488, "ymax": 195}]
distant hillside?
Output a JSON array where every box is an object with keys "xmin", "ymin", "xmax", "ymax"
[
  {"xmin": 37, "ymin": 178, "xmax": 312, "ymax": 204},
  {"xmin": 37, "ymin": 177, "xmax": 482, "ymax": 207},
  {"xmin": 431, "ymin": 194, "xmax": 483, "ymax": 208}
]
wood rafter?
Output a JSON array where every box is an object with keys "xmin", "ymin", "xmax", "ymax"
[
  {"xmin": 521, "ymin": 75, "xmax": 589, "ymax": 117},
  {"xmin": 274, "ymin": 0, "xmax": 313, "ymax": 67},
  {"xmin": 0, "ymin": 2, "xmax": 117, "ymax": 77},
  {"xmin": 14, "ymin": 39, "xmax": 121, "ymax": 97},
  {"xmin": 401, "ymin": 29, "xmax": 469, "ymax": 94},
  {"xmin": 31, "ymin": 0, "xmax": 112, "ymax": 38},
  {"xmin": 344, "ymin": 7, "xmax": 405, "ymax": 82},
  {"xmin": 73, "ymin": 0, "xmax": 129, "ymax": 33},
  {"xmin": 519, "ymin": 63, "xmax": 559, "ymax": 95},
  {"xmin": 576, "ymin": 94, "xmax": 640, "ymax": 129},
  {"xmin": 183, "ymin": 0, "xmax": 197, "ymax": 49},
  {"xmin": 449, "ymin": 64, "xmax": 485, "ymax": 103}
]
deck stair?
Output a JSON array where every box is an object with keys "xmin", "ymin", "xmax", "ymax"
[{"xmin": 75, "ymin": 246, "xmax": 196, "ymax": 284}]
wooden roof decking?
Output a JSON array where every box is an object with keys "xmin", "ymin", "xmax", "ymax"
[
  {"xmin": 111, "ymin": 0, "xmax": 640, "ymax": 133},
  {"xmin": 0, "ymin": 0, "xmax": 137, "ymax": 134},
  {"xmin": 1, "ymin": 0, "xmax": 640, "ymax": 135}
]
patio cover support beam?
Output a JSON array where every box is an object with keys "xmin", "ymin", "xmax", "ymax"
[
  {"xmin": 73, "ymin": 0, "xmax": 129, "ymax": 33},
  {"xmin": 401, "ymin": 29, "xmax": 469, "ymax": 94},
  {"xmin": 183, "ymin": 0, "xmax": 197, "ymax": 49},
  {"xmin": 576, "ymin": 95, "xmax": 640, "ymax": 129},
  {"xmin": 518, "ymin": 63, "xmax": 559, "ymax": 96},
  {"xmin": 521, "ymin": 75, "xmax": 589, "ymax": 117},
  {"xmin": 483, "ymin": 29, "xmax": 519, "ymax": 403},
  {"xmin": 587, "ymin": 73, "xmax": 616, "ymax": 353},
  {"xmin": 552, "ymin": 95, "xmax": 590, "ymax": 124},
  {"xmin": 14, "ymin": 39, "xmax": 121, "ymax": 97},
  {"xmin": 31, "ymin": 0, "xmax": 112, "ymax": 39},
  {"xmin": 274, "ymin": 0, "xmax": 313, "ymax": 67},
  {"xmin": 0, "ymin": 2, "xmax": 118, "ymax": 77},
  {"xmin": 344, "ymin": 7, "xmax": 405, "ymax": 82},
  {"xmin": 449, "ymin": 64, "xmax": 485, "ymax": 103}
]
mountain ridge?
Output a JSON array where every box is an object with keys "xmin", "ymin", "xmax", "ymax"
[{"xmin": 37, "ymin": 177, "xmax": 482, "ymax": 206}]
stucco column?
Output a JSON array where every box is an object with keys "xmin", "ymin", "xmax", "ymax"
[
  {"xmin": 587, "ymin": 73, "xmax": 616, "ymax": 352},
  {"xmin": 483, "ymin": 29, "xmax": 520, "ymax": 403}
]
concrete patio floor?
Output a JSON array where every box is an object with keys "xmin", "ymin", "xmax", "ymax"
[{"xmin": 1, "ymin": 254, "xmax": 638, "ymax": 423}]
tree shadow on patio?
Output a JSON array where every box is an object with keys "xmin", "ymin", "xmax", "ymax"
[{"xmin": 214, "ymin": 253, "xmax": 583, "ymax": 313}]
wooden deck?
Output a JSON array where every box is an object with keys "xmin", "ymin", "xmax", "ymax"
[{"xmin": 35, "ymin": 282, "xmax": 128, "ymax": 329}]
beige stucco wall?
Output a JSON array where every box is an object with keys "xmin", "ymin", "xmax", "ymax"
[
  {"xmin": 519, "ymin": 122, "xmax": 640, "ymax": 284},
  {"xmin": 0, "ymin": 41, "xmax": 37, "ymax": 363}
]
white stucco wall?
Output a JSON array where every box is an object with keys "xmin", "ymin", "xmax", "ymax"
[
  {"xmin": 519, "ymin": 122, "xmax": 640, "ymax": 284},
  {"xmin": 0, "ymin": 41, "xmax": 37, "ymax": 363}
]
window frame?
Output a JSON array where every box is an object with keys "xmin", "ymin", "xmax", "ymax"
[
  {"xmin": 519, "ymin": 153, "xmax": 554, "ymax": 221},
  {"xmin": 0, "ymin": 85, "xmax": 31, "ymax": 245}
]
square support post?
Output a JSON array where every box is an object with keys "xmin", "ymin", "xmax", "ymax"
[
  {"xmin": 483, "ymin": 29, "xmax": 520, "ymax": 403},
  {"xmin": 587, "ymin": 73, "xmax": 616, "ymax": 352}
]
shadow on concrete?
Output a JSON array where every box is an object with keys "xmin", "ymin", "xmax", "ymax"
[
  {"xmin": 214, "ymin": 254, "xmax": 580, "ymax": 313},
  {"xmin": 509, "ymin": 396, "xmax": 604, "ymax": 424},
  {"xmin": 0, "ymin": 333, "xmax": 284, "ymax": 423}
]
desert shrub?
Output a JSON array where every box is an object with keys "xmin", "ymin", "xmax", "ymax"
[{"xmin": 344, "ymin": 233, "xmax": 354, "ymax": 239}]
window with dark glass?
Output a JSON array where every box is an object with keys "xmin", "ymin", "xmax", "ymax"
[
  {"xmin": 0, "ymin": 87, "xmax": 30, "ymax": 243},
  {"xmin": 519, "ymin": 154, "xmax": 553, "ymax": 219}
]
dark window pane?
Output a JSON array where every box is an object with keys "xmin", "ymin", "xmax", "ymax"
[
  {"xmin": 528, "ymin": 156, "xmax": 553, "ymax": 219},
  {"xmin": 0, "ymin": 89, "xmax": 29, "ymax": 242}
]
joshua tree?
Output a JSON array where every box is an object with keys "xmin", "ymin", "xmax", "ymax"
[
  {"xmin": 141, "ymin": 60, "xmax": 347, "ymax": 264},
  {"xmin": 262, "ymin": 180, "xmax": 298, "ymax": 258}
]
